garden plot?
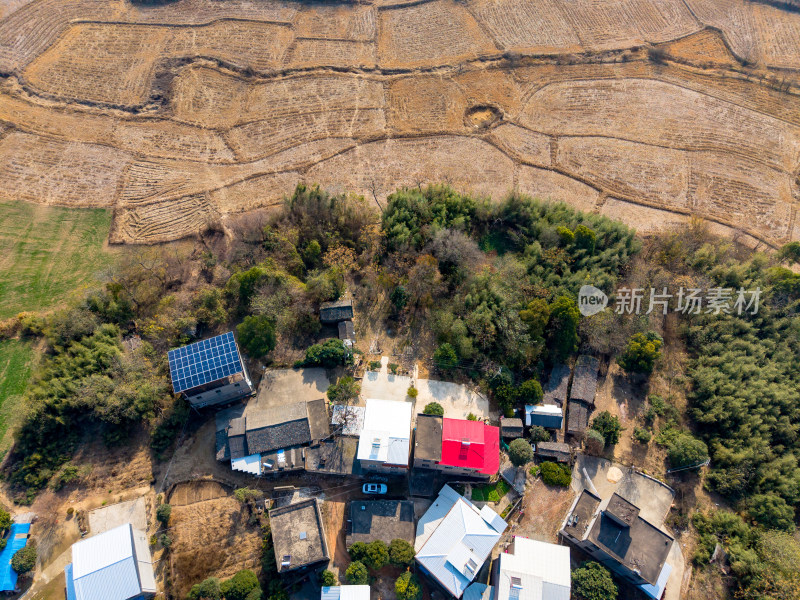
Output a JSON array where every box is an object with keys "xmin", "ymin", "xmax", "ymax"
[
  {"xmin": 292, "ymin": 3, "xmax": 376, "ymax": 40},
  {"xmin": 283, "ymin": 39, "xmax": 376, "ymax": 69},
  {"xmin": 387, "ymin": 76, "xmax": 469, "ymax": 134}
]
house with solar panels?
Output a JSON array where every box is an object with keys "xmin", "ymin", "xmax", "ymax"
[
  {"xmin": 65, "ymin": 523, "xmax": 156, "ymax": 600},
  {"xmin": 168, "ymin": 331, "xmax": 253, "ymax": 408}
]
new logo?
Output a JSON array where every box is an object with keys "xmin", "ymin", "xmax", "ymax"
[{"xmin": 578, "ymin": 285, "xmax": 608, "ymax": 317}]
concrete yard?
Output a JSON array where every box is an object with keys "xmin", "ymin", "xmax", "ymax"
[
  {"xmin": 87, "ymin": 496, "xmax": 148, "ymax": 535},
  {"xmin": 253, "ymin": 368, "xmax": 330, "ymax": 411}
]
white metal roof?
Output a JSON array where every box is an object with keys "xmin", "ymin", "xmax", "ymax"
[
  {"xmin": 70, "ymin": 523, "xmax": 155, "ymax": 600},
  {"xmin": 231, "ymin": 453, "xmax": 262, "ymax": 475},
  {"xmin": 320, "ymin": 586, "xmax": 371, "ymax": 600},
  {"xmin": 357, "ymin": 399, "xmax": 412, "ymax": 465},
  {"xmin": 331, "ymin": 405, "xmax": 366, "ymax": 436},
  {"xmin": 415, "ymin": 487, "xmax": 507, "ymax": 598},
  {"xmin": 495, "ymin": 537, "xmax": 571, "ymax": 600}
]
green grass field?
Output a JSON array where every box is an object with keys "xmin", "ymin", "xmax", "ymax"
[
  {"xmin": 0, "ymin": 200, "xmax": 114, "ymax": 319},
  {"xmin": 0, "ymin": 339, "xmax": 35, "ymax": 452}
]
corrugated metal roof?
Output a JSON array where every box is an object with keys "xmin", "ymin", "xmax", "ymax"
[
  {"xmin": 65, "ymin": 563, "xmax": 77, "ymax": 600},
  {"xmin": 416, "ymin": 488, "xmax": 506, "ymax": 598},
  {"xmin": 232, "ymin": 453, "xmax": 262, "ymax": 475},
  {"xmin": 639, "ymin": 561, "xmax": 672, "ymax": 599},
  {"xmin": 320, "ymin": 586, "xmax": 371, "ymax": 600},
  {"xmin": 0, "ymin": 523, "xmax": 30, "ymax": 592},
  {"xmin": 69, "ymin": 523, "xmax": 155, "ymax": 600},
  {"xmin": 495, "ymin": 537, "xmax": 571, "ymax": 600}
]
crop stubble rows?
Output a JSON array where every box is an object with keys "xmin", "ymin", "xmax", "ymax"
[{"xmin": 0, "ymin": 0, "xmax": 798, "ymax": 246}]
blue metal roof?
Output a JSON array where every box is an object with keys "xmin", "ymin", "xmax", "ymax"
[
  {"xmin": 529, "ymin": 413, "xmax": 563, "ymax": 429},
  {"xmin": 65, "ymin": 563, "xmax": 77, "ymax": 600},
  {"xmin": 167, "ymin": 331, "xmax": 243, "ymax": 394},
  {"xmin": 0, "ymin": 523, "xmax": 31, "ymax": 592}
]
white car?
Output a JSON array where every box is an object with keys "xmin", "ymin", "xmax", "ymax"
[{"xmin": 362, "ymin": 483, "xmax": 387, "ymax": 495}]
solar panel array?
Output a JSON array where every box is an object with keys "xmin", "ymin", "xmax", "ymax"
[{"xmin": 168, "ymin": 331, "xmax": 243, "ymax": 394}]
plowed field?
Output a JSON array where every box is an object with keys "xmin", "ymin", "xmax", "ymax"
[{"xmin": 0, "ymin": 0, "xmax": 798, "ymax": 246}]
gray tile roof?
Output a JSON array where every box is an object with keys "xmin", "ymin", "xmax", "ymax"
[
  {"xmin": 500, "ymin": 418, "xmax": 524, "ymax": 438},
  {"xmin": 544, "ymin": 364, "xmax": 571, "ymax": 406},
  {"xmin": 567, "ymin": 400, "xmax": 589, "ymax": 435},
  {"xmin": 246, "ymin": 419, "xmax": 312, "ymax": 455},
  {"xmin": 320, "ymin": 299, "xmax": 353, "ymax": 323},
  {"xmin": 570, "ymin": 356, "xmax": 599, "ymax": 405}
]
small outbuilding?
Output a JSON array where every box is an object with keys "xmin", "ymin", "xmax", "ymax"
[
  {"xmin": 526, "ymin": 404, "xmax": 564, "ymax": 430},
  {"xmin": 320, "ymin": 299, "xmax": 354, "ymax": 324},
  {"xmin": 338, "ymin": 320, "xmax": 355, "ymax": 344},
  {"xmin": 567, "ymin": 400, "xmax": 590, "ymax": 436},
  {"xmin": 543, "ymin": 364, "xmax": 571, "ymax": 407},
  {"xmin": 499, "ymin": 417, "xmax": 523, "ymax": 439},
  {"xmin": 535, "ymin": 441, "xmax": 572, "ymax": 463},
  {"xmin": 570, "ymin": 355, "xmax": 600, "ymax": 406}
]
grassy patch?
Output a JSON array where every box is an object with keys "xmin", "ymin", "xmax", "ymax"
[
  {"xmin": 0, "ymin": 200, "xmax": 114, "ymax": 319},
  {"xmin": 471, "ymin": 479, "xmax": 511, "ymax": 503},
  {"xmin": 0, "ymin": 339, "xmax": 35, "ymax": 453}
]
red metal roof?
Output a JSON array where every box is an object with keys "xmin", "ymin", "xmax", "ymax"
[{"xmin": 440, "ymin": 418, "xmax": 500, "ymax": 475}]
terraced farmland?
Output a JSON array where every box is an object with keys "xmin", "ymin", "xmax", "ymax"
[{"xmin": 0, "ymin": 0, "xmax": 798, "ymax": 247}]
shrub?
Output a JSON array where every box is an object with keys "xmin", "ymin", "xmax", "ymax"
[
  {"xmin": 556, "ymin": 226, "xmax": 575, "ymax": 245},
  {"xmin": 407, "ymin": 386, "xmax": 418, "ymax": 398},
  {"xmin": 320, "ymin": 570, "xmax": 337, "ymax": 587},
  {"xmin": 389, "ymin": 538, "xmax": 415, "ymax": 566},
  {"xmin": 529, "ymin": 425, "xmax": 551, "ymax": 444},
  {"xmin": 246, "ymin": 588, "xmax": 263, "ymax": 600},
  {"xmin": 389, "ymin": 363, "xmax": 399, "ymax": 375},
  {"xmin": 466, "ymin": 412, "xmax": 478, "ymax": 421},
  {"xmin": 368, "ymin": 360, "xmax": 381, "ymax": 370},
  {"xmin": 433, "ymin": 343, "xmax": 458, "ymax": 371},
  {"xmin": 666, "ymin": 432, "xmax": 709, "ymax": 469},
  {"xmin": 423, "ymin": 402, "xmax": 444, "ymax": 416},
  {"xmin": 0, "ymin": 509, "xmax": 10, "ymax": 534},
  {"xmin": 395, "ymin": 572, "xmax": 422, "ymax": 600},
  {"xmin": 156, "ymin": 503, "xmax": 171, "ymax": 525},
  {"xmin": 540, "ymin": 461, "xmax": 571, "ymax": 487},
  {"xmin": 327, "ymin": 376, "xmax": 361, "ymax": 403},
  {"xmin": 572, "ymin": 561, "xmax": 617, "ymax": 600},
  {"xmin": 11, "ymin": 545, "xmax": 36, "ymax": 574},
  {"xmin": 188, "ymin": 577, "xmax": 222, "ymax": 600},
  {"xmin": 591, "ymin": 411, "xmax": 623, "ymax": 445},
  {"xmin": 234, "ymin": 487, "xmax": 263, "ymax": 504},
  {"xmin": 618, "ymin": 331, "xmax": 663, "ymax": 375},
  {"xmin": 633, "ymin": 427, "xmax": 652, "ymax": 444},
  {"xmin": 390, "ymin": 285, "xmax": 409, "ymax": 310},
  {"xmin": 220, "ymin": 570, "xmax": 260, "ymax": 600},
  {"xmin": 345, "ymin": 561, "xmax": 368, "ymax": 585},
  {"xmin": 517, "ymin": 380, "xmax": 543, "ymax": 404},
  {"xmin": 747, "ymin": 493, "xmax": 796, "ymax": 532},
  {"xmin": 236, "ymin": 315, "xmax": 277, "ymax": 358},
  {"xmin": 302, "ymin": 339, "xmax": 349, "ymax": 368},
  {"xmin": 363, "ymin": 540, "xmax": 389, "ymax": 569},
  {"xmin": 585, "ymin": 429, "xmax": 605, "ymax": 456},
  {"xmin": 508, "ymin": 438, "xmax": 534, "ymax": 466},
  {"xmin": 159, "ymin": 534, "xmax": 172, "ymax": 549}
]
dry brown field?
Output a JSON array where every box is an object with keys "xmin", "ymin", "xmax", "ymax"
[{"xmin": 0, "ymin": 0, "xmax": 798, "ymax": 248}]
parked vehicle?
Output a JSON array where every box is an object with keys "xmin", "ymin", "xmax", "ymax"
[{"xmin": 362, "ymin": 483, "xmax": 388, "ymax": 495}]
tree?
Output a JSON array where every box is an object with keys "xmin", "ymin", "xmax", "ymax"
[
  {"xmin": 220, "ymin": 570, "xmax": 260, "ymax": 600},
  {"xmin": 0, "ymin": 509, "xmax": 11, "ymax": 534},
  {"xmin": 591, "ymin": 411, "xmax": 623, "ymax": 445},
  {"xmin": 778, "ymin": 241, "xmax": 800, "ymax": 265},
  {"xmin": 585, "ymin": 429, "xmax": 605, "ymax": 456},
  {"xmin": 547, "ymin": 296, "xmax": 580, "ymax": 360},
  {"xmin": 245, "ymin": 588, "xmax": 263, "ymax": 600},
  {"xmin": 348, "ymin": 542, "xmax": 368, "ymax": 563},
  {"xmin": 572, "ymin": 561, "xmax": 617, "ymax": 600},
  {"xmin": 389, "ymin": 538, "xmax": 415, "ymax": 566},
  {"xmin": 540, "ymin": 461, "xmax": 571, "ymax": 487},
  {"xmin": 327, "ymin": 376, "xmax": 360, "ymax": 404},
  {"xmin": 519, "ymin": 299, "xmax": 550, "ymax": 340},
  {"xmin": 390, "ymin": 285, "xmax": 409, "ymax": 311},
  {"xmin": 433, "ymin": 343, "xmax": 458, "ymax": 371},
  {"xmin": 320, "ymin": 570, "xmax": 337, "ymax": 587},
  {"xmin": 747, "ymin": 493, "xmax": 796, "ymax": 532},
  {"xmin": 423, "ymin": 402, "xmax": 444, "ymax": 416},
  {"xmin": 156, "ymin": 503, "xmax": 171, "ymax": 525},
  {"xmin": 574, "ymin": 225, "xmax": 597, "ymax": 253},
  {"xmin": 236, "ymin": 315, "xmax": 277, "ymax": 358},
  {"xmin": 395, "ymin": 572, "xmax": 422, "ymax": 600},
  {"xmin": 188, "ymin": 577, "xmax": 222, "ymax": 600},
  {"xmin": 407, "ymin": 386, "xmax": 418, "ymax": 398},
  {"xmin": 529, "ymin": 425, "xmax": 551, "ymax": 444},
  {"xmin": 363, "ymin": 540, "xmax": 389, "ymax": 569},
  {"xmin": 508, "ymin": 438, "xmax": 534, "ymax": 466},
  {"xmin": 618, "ymin": 331, "xmax": 663, "ymax": 374},
  {"xmin": 345, "ymin": 561, "xmax": 368, "ymax": 585},
  {"xmin": 302, "ymin": 339, "xmax": 348, "ymax": 367},
  {"xmin": 518, "ymin": 380, "xmax": 543, "ymax": 405},
  {"xmin": 633, "ymin": 427, "xmax": 652, "ymax": 444},
  {"xmin": 667, "ymin": 432, "xmax": 709, "ymax": 469},
  {"xmin": 11, "ymin": 545, "xmax": 36, "ymax": 574}
]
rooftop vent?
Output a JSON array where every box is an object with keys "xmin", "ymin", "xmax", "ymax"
[
  {"xmin": 299, "ymin": 532, "xmax": 307, "ymax": 540},
  {"xmin": 281, "ymin": 555, "xmax": 291, "ymax": 567}
]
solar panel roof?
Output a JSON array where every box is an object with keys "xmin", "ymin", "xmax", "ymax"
[{"xmin": 168, "ymin": 331, "xmax": 243, "ymax": 394}]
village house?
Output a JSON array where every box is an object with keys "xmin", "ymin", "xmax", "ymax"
[
  {"xmin": 168, "ymin": 331, "xmax": 253, "ymax": 408},
  {"xmin": 415, "ymin": 485, "xmax": 507, "ymax": 598},
  {"xmin": 543, "ymin": 364, "xmax": 571, "ymax": 407},
  {"xmin": 487, "ymin": 536, "xmax": 571, "ymax": 600},
  {"xmin": 346, "ymin": 500, "xmax": 415, "ymax": 547},
  {"xmin": 526, "ymin": 405, "xmax": 564, "ymax": 430},
  {"xmin": 65, "ymin": 523, "xmax": 156, "ymax": 600},
  {"xmin": 534, "ymin": 441, "xmax": 572, "ymax": 463},
  {"xmin": 561, "ymin": 491, "xmax": 674, "ymax": 599},
  {"xmin": 321, "ymin": 586, "xmax": 370, "ymax": 600},
  {"xmin": 270, "ymin": 498, "xmax": 330, "ymax": 577},
  {"xmin": 499, "ymin": 417, "xmax": 524, "ymax": 440},
  {"xmin": 357, "ymin": 398, "xmax": 413, "ymax": 473},
  {"xmin": 414, "ymin": 415, "xmax": 500, "ymax": 479},
  {"xmin": 567, "ymin": 355, "xmax": 599, "ymax": 436},
  {"xmin": 319, "ymin": 299, "xmax": 354, "ymax": 324}
]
